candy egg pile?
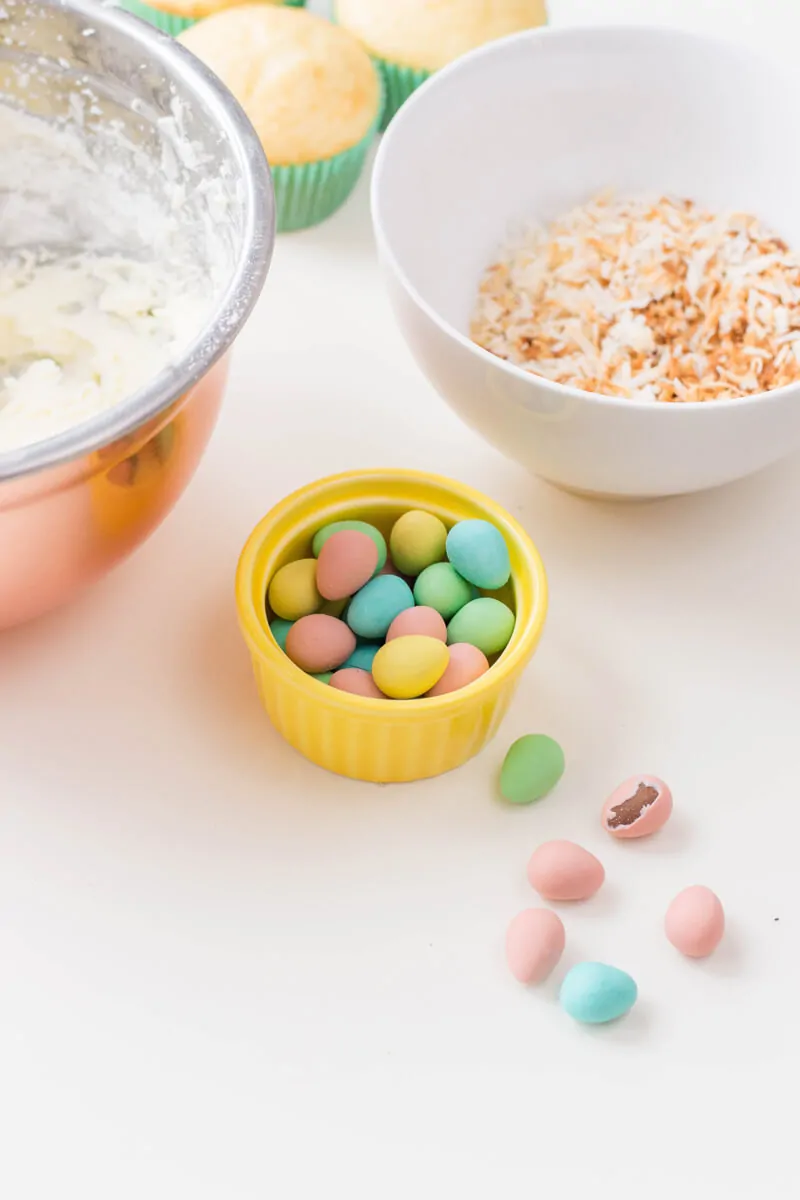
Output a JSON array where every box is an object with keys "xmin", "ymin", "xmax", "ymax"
[{"xmin": 266, "ymin": 512, "xmax": 516, "ymax": 699}]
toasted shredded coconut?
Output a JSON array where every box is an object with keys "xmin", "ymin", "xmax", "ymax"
[{"xmin": 470, "ymin": 192, "xmax": 800, "ymax": 403}]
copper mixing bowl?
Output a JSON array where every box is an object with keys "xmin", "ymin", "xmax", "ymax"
[{"xmin": 0, "ymin": 1, "xmax": 274, "ymax": 628}]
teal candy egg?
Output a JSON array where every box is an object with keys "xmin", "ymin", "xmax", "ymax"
[
  {"xmin": 312, "ymin": 521, "xmax": 387, "ymax": 572},
  {"xmin": 347, "ymin": 576, "xmax": 415, "ymax": 639},
  {"xmin": 344, "ymin": 642, "xmax": 382, "ymax": 672},
  {"xmin": 414, "ymin": 562, "xmax": 477, "ymax": 620},
  {"xmin": 446, "ymin": 520, "xmax": 511, "ymax": 590},
  {"xmin": 269, "ymin": 618, "xmax": 293, "ymax": 652},
  {"xmin": 446, "ymin": 597, "xmax": 515, "ymax": 656},
  {"xmin": 560, "ymin": 963, "xmax": 638, "ymax": 1025}
]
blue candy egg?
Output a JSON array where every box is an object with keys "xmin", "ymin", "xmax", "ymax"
[
  {"xmin": 559, "ymin": 962, "xmax": 638, "ymax": 1025},
  {"xmin": 347, "ymin": 576, "xmax": 415, "ymax": 640},
  {"xmin": 446, "ymin": 520, "xmax": 511, "ymax": 590},
  {"xmin": 344, "ymin": 642, "xmax": 382, "ymax": 672}
]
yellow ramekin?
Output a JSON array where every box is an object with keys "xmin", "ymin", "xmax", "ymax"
[{"xmin": 235, "ymin": 469, "xmax": 548, "ymax": 783}]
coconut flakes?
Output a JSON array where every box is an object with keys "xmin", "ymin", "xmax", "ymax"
[{"xmin": 471, "ymin": 192, "xmax": 800, "ymax": 403}]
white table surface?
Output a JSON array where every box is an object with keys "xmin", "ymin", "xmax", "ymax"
[{"xmin": 3, "ymin": 1, "xmax": 800, "ymax": 1196}]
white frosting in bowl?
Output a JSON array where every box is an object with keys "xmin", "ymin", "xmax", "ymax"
[
  {"xmin": 0, "ymin": 96, "xmax": 222, "ymax": 455},
  {"xmin": 0, "ymin": 252, "xmax": 206, "ymax": 453}
]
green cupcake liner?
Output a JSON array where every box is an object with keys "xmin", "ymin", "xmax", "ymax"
[
  {"xmin": 120, "ymin": 0, "xmax": 305, "ymax": 36},
  {"xmin": 118, "ymin": 0, "xmax": 196, "ymax": 34},
  {"xmin": 272, "ymin": 126, "xmax": 376, "ymax": 234},
  {"xmin": 373, "ymin": 57, "xmax": 432, "ymax": 132}
]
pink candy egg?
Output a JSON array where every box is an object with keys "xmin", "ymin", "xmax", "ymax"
[
  {"xmin": 527, "ymin": 840, "xmax": 605, "ymax": 901},
  {"xmin": 665, "ymin": 885, "xmax": 725, "ymax": 958},
  {"xmin": 386, "ymin": 605, "xmax": 447, "ymax": 643},
  {"xmin": 329, "ymin": 668, "xmax": 386, "ymax": 699},
  {"xmin": 316, "ymin": 530, "xmax": 379, "ymax": 602},
  {"xmin": 426, "ymin": 642, "xmax": 489, "ymax": 696},
  {"xmin": 285, "ymin": 614, "xmax": 356, "ymax": 674},
  {"xmin": 506, "ymin": 908, "xmax": 566, "ymax": 984},
  {"xmin": 602, "ymin": 774, "xmax": 673, "ymax": 839}
]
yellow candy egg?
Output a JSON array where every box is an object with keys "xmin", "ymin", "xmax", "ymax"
[
  {"xmin": 389, "ymin": 510, "xmax": 447, "ymax": 576},
  {"xmin": 268, "ymin": 558, "xmax": 321, "ymax": 621},
  {"xmin": 372, "ymin": 635, "xmax": 449, "ymax": 700}
]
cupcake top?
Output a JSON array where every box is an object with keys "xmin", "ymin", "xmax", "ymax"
[
  {"xmin": 152, "ymin": 0, "xmax": 286, "ymax": 17},
  {"xmin": 335, "ymin": 0, "xmax": 548, "ymax": 73},
  {"xmin": 179, "ymin": 6, "xmax": 380, "ymax": 165}
]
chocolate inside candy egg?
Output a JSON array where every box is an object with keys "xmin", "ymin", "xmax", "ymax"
[
  {"xmin": 266, "ymin": 510, "xmax": 517, "ymax": 700},
  {"xmin": 602, "ymin": 774, "xmax": 673, "ymax": 839}
]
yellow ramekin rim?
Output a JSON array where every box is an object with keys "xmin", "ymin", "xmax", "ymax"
[{"xmin": 235, "ymin": 468, "xmax": 548, "ymax": 721}]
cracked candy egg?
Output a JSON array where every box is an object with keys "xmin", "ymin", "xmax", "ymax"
[{"xmin": 602, "ymin": 774, "xmax": 673, "ymax": 840}]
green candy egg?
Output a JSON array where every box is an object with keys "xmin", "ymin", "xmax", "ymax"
[
  {"xmin": 269, "ymin": 618, "xmax": 293, "ymax": 652},
  {"xmin": 320, "ymin": 597, "xmax": 349, "ymax": 619},
  {"xmin": 389, "ymin": 510, "xmax": 447, "ymax": 576},
  {"xmin": 312, "ymin": 521, "xmax": 387, "ymax": 572},
  {"xmin": 414, "ymin": 562, "xmax": 476, "ymax": 620},
  {"xmin": 560, "ymin": 963, "xmax": 638, "ymax": 1025},
  {"xmin": 500, "ymin": 734, "xmax": 565, "ymax": 805},
  {"xmin": 446, "ymin": 597, "xmax": 515, "ymax": 656},
  {"xmin": 344, "ymin": 642, "xmax": 382, "ymax": 672},
  {"xmin": 446, "ymin": 519, "xmax": 511, "ymax": 590},
  {"xmin": 346, "ymin": 576, "xmax": 414, "ymax": 639},
  {"xmin": 311, "ymin": 672, "xmax": 333, "ymax": 684}
]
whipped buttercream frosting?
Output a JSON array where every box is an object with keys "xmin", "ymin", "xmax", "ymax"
[{"xmin": 0, "ymin": 94, "xmax": 223, "ymax": 455}]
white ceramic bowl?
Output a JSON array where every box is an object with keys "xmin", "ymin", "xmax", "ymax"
[{"xmin": 372, "ymin": 26, "xmax": 800, "ymax": 499}]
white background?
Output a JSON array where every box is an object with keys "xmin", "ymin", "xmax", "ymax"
[{"xmin": 2, "ymin": 1, "xmax": 799, "ymax": 1196}]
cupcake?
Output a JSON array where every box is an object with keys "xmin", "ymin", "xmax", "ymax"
[
  {"xmin": 121, "ymin": 0, "xmax": 306, "ymax": 39},
  {"xmin": 335, "ymin": 0, "xmax": 548, "ymax": 129},
  {"xmin": 179, "ymin": 6, "xmax": 382, "ymax": 232}
]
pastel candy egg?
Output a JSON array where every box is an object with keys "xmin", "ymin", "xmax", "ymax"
[
  {"xmin": 316, "ymin": 530, "xmax": 379, "ymax": 602},
  {"xmin": 560, "ymin": 963, "xmax": 638, "ymax": 1024},
  {"xmin": 268, "ymin": 559, "xmax": 321, "ymax": 621},
  {"xmin": 312, "ymin": 672, "xmax": 332, "ymax": 684},
  {"xmin": 446, "ymin": 519, "xmax": 511, "ymax": 590},
  {"xmin": 665, "ymin": 886, "xmax": 725, "ymax": 958},
  {"xmin": 389, "ymin": 510, "xmax": 447, "ymax": 576},
  {"xmin": 506, "ymin": 908, "xmax": 566, "ymax": 984},
  {"xmin": 320, "ymin": 597, "xmax": 349, "ymax": 619},
  {"xmin": 527, "ymin": 840, "xmax": 605, "ymax": 901},
  {"xmin": 343, "ymin": 642, "xmax": 382, "ymax": 672},
  {"xmin": 446, "ymin": 597, "xmax": 515, "ymax": 657},
  {"xmin": 329, "ymin": 668, "xmax": 386, "ymax": 699},
  {"xmin": 500, "ymin": 734, "xmax": 565, "ymax": 805},
  {"xmin": 386, "ymin": 605, "xmax": 447, "ymax": 643},
  {"xmin": 285, "ymin": 614, "xmax": 356, "ymax": 675},
  {"xmin": 426, "ymin": 643, "xmax": 489, "ymax": 696},
  {"xmin": 269, "ymin": 618, "xmax": 293, "ymax": 652},
  {"xmin": 413, "ymin": 563, "xmax": 476, "ymax": 620},
  {"xmin": 602, "ymin": 774, "xmax": 673, "ymax": 839},
  {"xmin": 312, "ymin": 520, "xmax": 387, "ymax": 572},
  {"xmin": 346, "ymin": 575, "xmax": 415, "ymax": 639},
  {"xmin": 372, "ymin": 635, "xmax": 449, "ymax": 699}
]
